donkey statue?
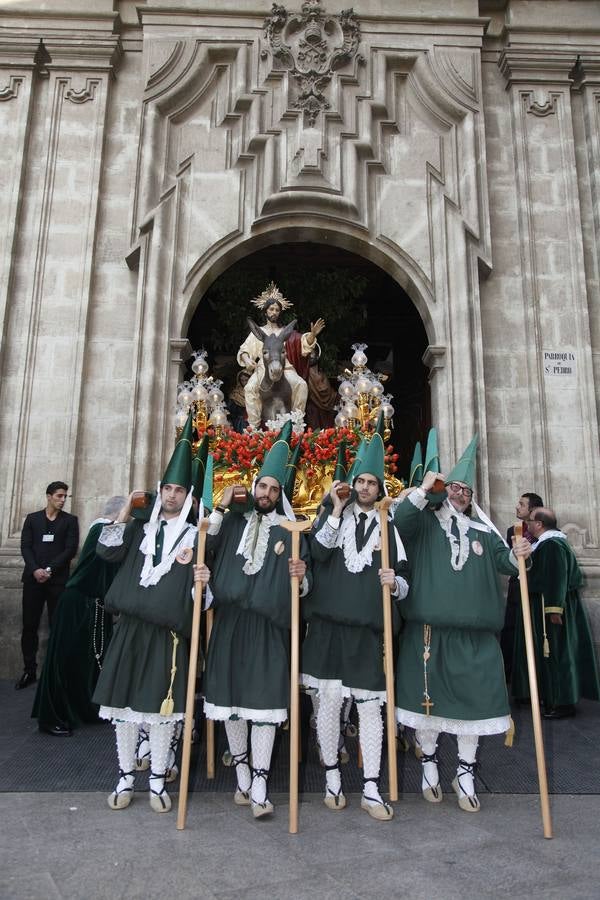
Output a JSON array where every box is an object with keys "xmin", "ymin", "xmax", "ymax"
[{"xmin": 246, "ymin": 317, "xmax": 297, "ymax": 426}]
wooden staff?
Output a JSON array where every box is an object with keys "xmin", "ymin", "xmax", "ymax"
[
  {"xmin": 513, "ymin": 521, "xmax": 553, "ymax": 839},
  {"xmin": 205, "ymin": 608, "xmax": 215, "ymax": 779},
  {"xmin": 280, "ymin": 519, "xmax": 312, "ymax": 835},
  {"xmin": 376, "ymin": 496, "xmax": 398, "ymax": 802},
  {"xmin": 177, "ymin": 518, "xmax": 210, "ymax": 831}
]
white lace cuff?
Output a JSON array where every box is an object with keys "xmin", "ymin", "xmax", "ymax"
[
  {"xmin": 326, "ymin": 514, "xmax": 341, "ymax": 529},
  {"xmin": 315, "ymin": 519, "xmax": 339, "ymax": 548},
  {"xmin": 408, "ymin": 488, "xmax": 428, "ymax": 510},
  {"xmin": 208, "ymin": 510, "xmax": 223, "ymax": 535},
  {"xmin": 393, "ymin": 576, "xmax": 409, "ymax": 599},
  {"xmin": 98, "ymin": 523, "xmax": 126, "ymax": 547}
]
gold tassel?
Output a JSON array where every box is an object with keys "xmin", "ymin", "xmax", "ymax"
[
  {"xmin": 541, "ymin": 594, "xmax": 550, "ymax": 658},
  {"xmin": 504, "ymin": 716, "xmax": 515, "ymax": 748},
  {"xmin": 159, "ymin": 631, "xmax": 179, "ymax": 716}
]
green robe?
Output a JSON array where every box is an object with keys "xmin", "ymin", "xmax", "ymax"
[
  {"xmin": 512, "ymin": 535, "xmax": 600, "ymax": 707},
  {"xmin": 393, "ymin": 495, "xmax": 518, "ymax": 724},
  {"xmin": 301, "ymin": 511, "xmax": 408, "ymax": 692},
  {"xmin": 31, "ymin": 521, "xmax": 119, "ymax": 728},
  {"xmin": 92, "ymin": 520, "xmax": 196, "ymax": 716},
  {"xmin": 204, "ymin": 510, "xmax": 311, "ymax": 717}
]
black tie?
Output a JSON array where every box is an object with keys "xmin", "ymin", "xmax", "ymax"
[
  {"xmin": 250, "ymin": 513, "xmax": 263, "ymax": 557},
  {"xmin": 450, "ymin": 515, "xmax": 460, "ymax": 541},
  {"xmin": 356, "ymin": 512, "xmax": 368, "ymax": 551},
  {"xmin": 153, "ymin": 521, "xmax": 166, "ymax": 565}
]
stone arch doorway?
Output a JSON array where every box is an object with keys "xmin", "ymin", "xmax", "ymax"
[{"xmin": 186, "ymin": 241, "xmax": 430, "ymax": 477}]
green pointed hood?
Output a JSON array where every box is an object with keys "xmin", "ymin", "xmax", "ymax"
[
  {"xmin": 409, "ymin": 441, "xmax": 423, "ymax": 487},
  {"xmin": 445, "ymin": 434, "xmax": 478, "ymax": 489},
  {"xmin": 257, "ymin": 420, "xmax": 292, "ymax": 486},
  {"xmin": 283, "ymin": 439, "xmax": 301, "ymax": 503},
  {"xmin": 162, "ymin": 410, "xmax": 193, "ymax": 489},
  {"xmin": 424, "ymin": 428, "xmax": 440, "ymax": 475},
  {"xmin": 353, "ymin": 433, "xmax": 385, "ymax": 483},
  {"xmin": 192, "ymin": 434, "xmax": 209, "ymax": 501},
  {"xmin": 201, "ymin": 453, "xmax": 214, "ymax": 512},
  {"xmin": 345, "ymin": 436, "xmax": 368, "ymax": 484},
  {"xmin": 333, "ymin": 439, "xmax": 348, "ymax": 482}
]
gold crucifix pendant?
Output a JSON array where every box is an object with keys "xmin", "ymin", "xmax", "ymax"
[{"xmin": 421, "ymin": 696, "xmax": 434, "ymax": 715}]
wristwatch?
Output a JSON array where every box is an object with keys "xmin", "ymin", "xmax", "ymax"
[{"xmin": 45, "ymin": 567, "xmax": 52, "ymax": 575}]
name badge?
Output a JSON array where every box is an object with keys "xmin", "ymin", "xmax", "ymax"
[{"xmin": 42, "ymin": 534, "xmax": 55, "ymax": 543}]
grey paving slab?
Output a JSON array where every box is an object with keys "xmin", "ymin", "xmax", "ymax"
[
  {"xmin": 1, "ymin": 873, "xmax": 62, "ymax": 900},
  {"xmin": 1, "ymin": 792, "xmax": 598, "ymax": 900}
]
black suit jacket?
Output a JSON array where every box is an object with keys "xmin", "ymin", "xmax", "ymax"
[{"xmin": 21, "ymin": 509, "xmax": 79, "ymax": 586}]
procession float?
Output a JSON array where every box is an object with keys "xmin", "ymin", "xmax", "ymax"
[{"xmin": 173, "ymin": 283, "xmax": 407, "ymax": 515}]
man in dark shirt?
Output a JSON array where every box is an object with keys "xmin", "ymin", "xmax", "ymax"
[
  {"xmin": 16, "ymin": 481, "xmax": 79, "ymax": 689},
  {"xmin": 500, "ymin": 491, "xmax": 543, "ymax": 681}
]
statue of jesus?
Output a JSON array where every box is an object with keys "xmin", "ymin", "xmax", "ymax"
[{"xmin": 237, "ymin": 282, "xmax": 325, "ymax": 429}]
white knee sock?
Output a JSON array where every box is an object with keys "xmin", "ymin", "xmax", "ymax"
[
  {"xmin": 416, "ymin": 728, "xmax": 441, "ymax": 792},
  {"xmin": 250, "ymin": 723, "xmax": 276, "ymax": 804},
  {"xmin": 135, "ymin": 724, "xmax": 150, "ymax": 768},
  {"xmin": 166, "ymin": 721, "xmax": 182, "ymax": 774},
  {"xmin": 225, "ymin": 718, "xmax": 251, "ymax": 793},
  {"xmin": 358, "ymin": 701, "xmax": 384, "ymax": 804},
  {"xmin": 456, "ymin": 734, "xmax": 479, "ymax": 796},
  {"xmin": 316, "ymin": 690, "xmax": 343, "ymax": 796},
  {"xmin": 148, "ymin": 722, "xmax": 175, "ymax": 795},
  {"xmin": 114, "ymin": 721, "xmax": 138, "ymax": 792},
  {"xmin": 310, "ymin": 691, "xmax": 320, "ymax": 729}
]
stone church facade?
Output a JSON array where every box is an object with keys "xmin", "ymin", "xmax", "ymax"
[{"xmin": 1, "ymin": 0, "xmax": 599, "ymax": 674}]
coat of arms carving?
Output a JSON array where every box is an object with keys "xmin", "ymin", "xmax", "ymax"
[{"xmin": 262, "ymin": 1, "xmax": 363, "ymax": 127}]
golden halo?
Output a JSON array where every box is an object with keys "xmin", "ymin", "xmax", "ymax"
[{"xmin": 251, "ymin": 281, "xmax": 293, "ymax": 311}]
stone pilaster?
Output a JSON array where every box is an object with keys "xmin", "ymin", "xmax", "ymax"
[
  {"xmin": 499, "ymin": 48, "xmax": 600, "ymax": 545},
  {"xmin": 0, "ymin": 30, "xmax": 122, "ymax": 543}
]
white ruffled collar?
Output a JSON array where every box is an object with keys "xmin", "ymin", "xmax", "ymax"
[
  {"xmin": 333, "ymin": 504, "xmax": 405, "ymax": 574},
  {"xmin": 434, "ymin": 500, "xmax": 500, "ymax": 571},
  {"xmin": 138, "ymin": 484, "xmax": 195, "ymax": 587},
  {"xmin": 236, "ymin": 509, "xmax": 281, "ymax": 575}
]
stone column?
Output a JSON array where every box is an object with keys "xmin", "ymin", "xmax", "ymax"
[
  {"xmin": 570, "ymin": 56, "xmax": 600, "ymax": 651},
  {"xmin": 0, "ymin": 32, "xmax": 122, "ymax": 542},
  {"xmin": 500, "ymin": 49, "xmax": 600, "ymax": 542}
]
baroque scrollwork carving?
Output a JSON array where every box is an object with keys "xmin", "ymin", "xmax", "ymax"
[
  {"xmin": 64, "ymin": 79, "xmax": 99, "ymax": 104},
  {"xmin": 262, "ymin": 0, "xmax": 363, "ymax": 126},
  {"xmin": 524, "ymin": 91, "xmax": 558, "ymax": 117},
  {"xmin": 0, "ymin": 76, "xmax": 24, "ymax": 102}
]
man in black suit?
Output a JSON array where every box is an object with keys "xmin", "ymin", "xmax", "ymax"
[
  {"xmin": 500, "ymin": 491, "xmax": 543, "ymax": 681},
  {"xmin": 16, "ymin": 481, "xmax": 79, "ymax": 690}
]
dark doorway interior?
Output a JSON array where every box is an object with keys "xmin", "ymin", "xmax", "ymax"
[{"xmin": 186, "ymin": 242, "xmax": 430, "ymax": 478}]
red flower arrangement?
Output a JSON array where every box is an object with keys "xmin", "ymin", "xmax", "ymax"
[{"xmin": 197, "ymin": 426, "xmax": 398, "ymax": 477}]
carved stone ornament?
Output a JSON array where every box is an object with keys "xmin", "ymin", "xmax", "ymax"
[
  {"xmin": 524, "ymin": 91, "xmax": 558, "ymax": 117},
  {"xmin": 64, "ymin": 80, "xmax": 99, "ymax": 104},
  {"xmin": 0, "ymin": 76, "xmax": 23, "ymax": 102},
  {"xmin": 262, "ymin": 0, "xmax": 363, "ymax": 126}
]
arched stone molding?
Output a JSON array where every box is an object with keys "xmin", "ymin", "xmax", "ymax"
[{"xmin": 125, "ymin": 8, "xmax": 492, "ymax": 499}]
